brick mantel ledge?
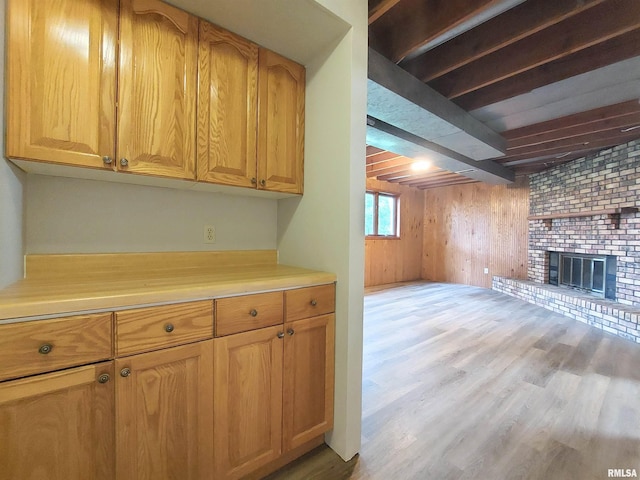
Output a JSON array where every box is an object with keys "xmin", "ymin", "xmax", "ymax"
[{"xmin": 493, "ymin": 276, "xmax": 640, "ymax": 344}]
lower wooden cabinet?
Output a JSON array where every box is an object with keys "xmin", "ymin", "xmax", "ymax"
[
  {"xmin": 0, "ymin": 362, "xmax": 115, "ymax": 480},
  {"xmin": 283, "ymin": 314, "xmax": 335, "ymax": 451},
  {"xmin": 116, "ymin": 340, "xmax": 214, "ymax": 480},
  {"xmin": 213, "ymin": 314, "xmax": 335, "ymax": 479}
]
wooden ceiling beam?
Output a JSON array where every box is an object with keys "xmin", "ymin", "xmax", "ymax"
[
  {"xmin": 455, "ymin": 29, "xmax": 640, "ymax": 111},
  {"xmin": 503, "ymin": 100, "xmax": 640, "ymax": 142},
  {"xmin": 368, "ymin": 0, "xmax": 500, "ymax": 63},
  {"xmin": 368, "ymin": 0, "xmax": 402, "ymax": 25},
  {"xmin": 398, "ymin": 171, "xmax": 462, "ymax": 186},
  {"xmin": 496, "ymin": 132, "xmax": 640, "ymax": 163},
  {"xmin": 507, "ymin": 113, "xmax": 640, "ymax": 150},
  {"xmin": 366, "ymin": 145, "xmax": 385, "ymax": 156},
  {"xmin": 366, "ymin": 151, "xmax": 403, "ymax": 166},
  {"xmin": 367, "ymin": 158, "xmax": 425, "ymax": 178},
  {"xmin": 401, "ymin": 0, "xmax": 605, "ymax": 82},
  {"xmin": 506, "ymin": 127, "xmax": 640, "ymax": 157},
  {"xmin": 430, "ymin": 0, "xmax": 640, "ymax": 99},
  {"xmin": 416, "ymin": 178, "xmax": 478, "ymax": 190}
]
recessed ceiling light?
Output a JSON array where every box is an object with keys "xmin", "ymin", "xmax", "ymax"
[{"xmin": 411, "ymin": 160, "xmax": 431, "ymax": 171}]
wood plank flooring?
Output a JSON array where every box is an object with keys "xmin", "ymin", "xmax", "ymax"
[{"xmin": 265, "ymin": 282, "xmax": 640, "ymax": 480}]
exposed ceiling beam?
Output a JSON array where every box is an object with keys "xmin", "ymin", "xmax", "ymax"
[
  {"xmin": 398, "ymin": 171, "xmax": 462, "ymax": 185},
  {"xmin": 496, "ymin": 132, "xmax": 640, "ymax": 163},
  {"xmin": 368, "ymin": 48, "xmax": 506, "ymax": 160},
  {"xmin": 375, "ymin": 166, "xmax": 444, "ymax": 182},
  {"xmin": 430, "ymin": 0, "xmax": 640, "ymax": 99},
  {"xmin": 455, "ymin": 29, "xmax": 640, "ymax": 111},
  {"xmin": 366, "ymin": 158, "xmax": 419, "ymax": 177},
  {"xmin": 503, "ymin": 100, "xmax": 640, "ymax": 143},
  {"xmin": 369, "ymin": 0, "xmax": 500, "ymax": 63},
  {"xmin": 365, "ymin": 150, "xmax": 403, "ymax": 166},
  {"xmin": 401, "ymin": 0, "xmax": 605, "ymax": 82},
  {"xmin": 416, "ymin": 178, "xmax": 478, "ymax": 189},
  {"xmin": 367, "ymin": 116, "xmax": 514, "ymax": 184},
  {"xmin": 368, "ymin": 0, "xmax": 402, "ymax": 25}
]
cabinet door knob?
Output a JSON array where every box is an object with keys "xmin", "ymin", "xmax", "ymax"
[
  {"xmin": 250, "ymin": 309, "xmax": 258, "ymax": 317},
  {"xmin": 287, "ymin": 328, "xmax": 295, "ymax": 336},
  {"xmin": 102, "ymin": 156, "xmax": 113, "ymax": 165},
  {"xmin": 260, "ymin": 179, "xmax": 266, "ymax": 187},
  {"xmin": 120, "ymin": 368, "xmax": 131, "ymax": 378},
  {"xmin": 164, "ymin": 323, "xmax": 175, "ymax": 333},
  {"xmin": 310, "ymin": 299, "xmax": 317, "ymax": 306},
  {"xmin": 120, "ymin": 158, "xmax": 129, "ymax": 167},
  {"xmin": 251, "ymin": 177, "xmax": 257, "ymax": 185},
  {"xmin": 38, "ymin": 344, "xmax": 53, "ymax": 355},
  {"xmin": 97, "ymin": 373, "xmax": 111, "ymax": 384},
  {"xmin": 277, "ymin": 332, "xmax": 285, "ymax": 339}
]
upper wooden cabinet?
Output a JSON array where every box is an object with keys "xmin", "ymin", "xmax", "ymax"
[
  {"xmin": 197, "ymin": 21, "xmax": 258, "ymax": 188},
  {"xmin": 6, "ymin": 0, "xmax": 118, "ymax": 168},
  {"xmin": 258, "ymin": 49, "xmax": 306, "ymax": 194},
  {"xmin": 118, "ymin": 0, "xmax": 198, "ymax": 179}
]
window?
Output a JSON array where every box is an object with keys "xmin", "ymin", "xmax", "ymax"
[{"xmin": 365, "ymin": 191, "xmax": 399, "ymax": 237}]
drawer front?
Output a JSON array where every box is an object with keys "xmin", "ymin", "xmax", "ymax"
[
  {"xmin": 116, "ymin": 301, "xmax": 213, "ymax": 356},
  {"xmin": 215, "ymin": 291, "xmax": 283, "ymax": 336},
  {"xmin": 285, "ymin": 284, "xmax": 335, "ymax": 322},
  {"xmin": 0, "ymin": 313, "xmax": 113, "ymax": 381}
]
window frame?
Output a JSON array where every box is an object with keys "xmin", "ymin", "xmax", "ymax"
[{"xmin": 365, "ymin": 190, "xmax": 400, "ymax": 239}]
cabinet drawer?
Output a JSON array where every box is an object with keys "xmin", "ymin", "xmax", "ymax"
[
  {"xmin": 116, "ymin": 301, "xmax": 213, "ymax": 356},
  {"xmin": 215, "ymin": 291, "xmax": 283, "ymax": 336},
  {"xmin": 0, "ymin": 313, "xmax": 113, "ymax": 382},
  {"xmin": 285, "ymin": 284, "xmax": 335, "ymax": 322}
]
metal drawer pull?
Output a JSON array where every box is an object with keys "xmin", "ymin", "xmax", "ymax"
[
  {"xmin": 97, "ymin": 373, "xmax": 110, "ymax": 384},
  {"xmin": 120, "ymin": 368, "xmax": 131, "ymax": 378},
  {"xmin": 310, "ymin": 299, "xmax": 317, "ymax": 306},
  {"xmin": 287, "ymin": 328, "xmax": 295, "ymax": 336},
  {"xmin": 250, "ymin": 309, "xmax": 258, "ymax": 317},
  {"xmin": 120, "ymin": 158, "xmax": 129, "ymax": 167},
  {"xmin": 164, "ymin": 323, "xmax": 175, "ymax": 333},
  {"xmin": 38, "ymin": 344, "xmax": 53, "ymax": 355},
  {"xmin": 102, "ymin": 156, "xmax": 113, "ymax": 165},
  {"xmin": 277, "ymin": 332, "xmax": 285, "ymax": 339}
]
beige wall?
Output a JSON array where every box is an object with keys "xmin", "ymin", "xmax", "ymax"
[
  {"xmin": 278, "ymin": 0, "xmax": 367, "ymax": 461},
  {"xmin": 422, "ymin": 178, "xmax": 529, "ymax": 288},
  {"xmin": 25, "ymin": 175, "xmax": 277, "ymax": 253},
  {"xmin": 365, "ymin": 178, "xmax": 424, "ymax": 287}
]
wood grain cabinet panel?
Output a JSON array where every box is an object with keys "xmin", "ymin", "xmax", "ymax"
[
  {"xmin": 198, "ymin": 21, "xmax": 258, "ymax": 188},
  {"xmin": 115, "ymin": 300, "xmax": 213, "ymax": 356},
  {"xmin": 285, "ymin": 284, "xmax": 335, "ymax": 322},
  {"xmin": 283, "ymin": 314, "xmax": 335, "ymax": 451},
  {"xmin": 0, "ymin": 313, "xmax": 113, "ymax": 382},
  {"xmin": 0, "ymin": 362, "xmax": 115, "ymax": 480},
  {"xmin": 117, "ymin": 0, "xmax": 198, "ymax": 179},
  {"xmin": 213, "ymin": 326, "xmax": 283, "ymax": 480},
  {"xmin": 215, "ymin": 291, "xmax": 283, "ymax": 336},
  {"xmin": 6, "ymin": 0, "xmax": 117, "ymax": 168},
  {"xmin": 257, "ymin": 49, "xmax": 305, "ymax": 194},
  {"xmin": 115, "ymin": 340, "xmax": 214, "ymax": 480}
]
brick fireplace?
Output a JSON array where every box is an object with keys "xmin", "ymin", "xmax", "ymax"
[{"xmin": 494, "ymin": 139, "xmax": 640, "ymax": 343}]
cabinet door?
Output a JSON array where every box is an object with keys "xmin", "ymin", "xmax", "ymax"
[
  {"xmin": 198, "ymin": 22, "xmax": 258, "ymax": 188},
  {"xmin": 118, "ymin": 0, "xmax": 198, "ymax": 179},
  {"xmin": 6, "ymin": 0, "xmax": 117, "ymax": 168},
  {"xmin": 0, "ymin": 362, "xmax": 115, "ymax": 480},
  {"xmin": 214, "ymin": 326, "xmax": 283, "ymax": 480},
  {"xmin": 283, "ymin": 314, "xmax": 335, "ymax": 451},
  {"xmin": 257, "ymin": 49, "xmax": 305, "ymax": 194},
  {"xmin": 115, "ymin": 341, "xmax": 213, "ymax": 480}
]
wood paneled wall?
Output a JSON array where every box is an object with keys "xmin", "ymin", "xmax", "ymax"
[
  {"xmin": 365, "ymin": 178, "xmax": 424, "ymax": 287},
  {"xmin": 422, "ymin": 178, "xmax": 529, "ymax": 288}
]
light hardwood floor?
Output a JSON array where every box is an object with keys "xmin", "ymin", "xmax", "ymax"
[{"xmin": 265, "ymin": 282, "xmax": 640, "ymax": 480}]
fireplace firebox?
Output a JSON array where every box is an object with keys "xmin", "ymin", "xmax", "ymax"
[{"xmin": 548, "ymin": 252, "xmax": 616, "ymax": 300}]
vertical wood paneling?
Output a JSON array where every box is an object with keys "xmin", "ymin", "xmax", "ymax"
[
  {"xmin": 422, "ymin": 178, "xmax": 529, "ymax": 288},
  {"xmin": 365, "ymin": 178, "xmax": 424, "ymax": 287}
]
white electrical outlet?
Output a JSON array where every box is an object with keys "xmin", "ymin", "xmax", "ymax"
[
  {"xmin": 204, "ymin": 225, "xmax": 216, "ymax": 244},
  {"xmin": 483, "ymin": 267, "xmax": 489, "ymax": 274}
]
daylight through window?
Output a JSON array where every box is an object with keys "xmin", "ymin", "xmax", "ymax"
[{"xmin": 365, "ymin": 191, "xmax": 399, "ymax": 237}]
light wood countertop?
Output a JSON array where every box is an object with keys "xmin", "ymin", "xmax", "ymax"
[{"xmin": 0, "ymin": 251, "xmax": 336, "ymax": 322}]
